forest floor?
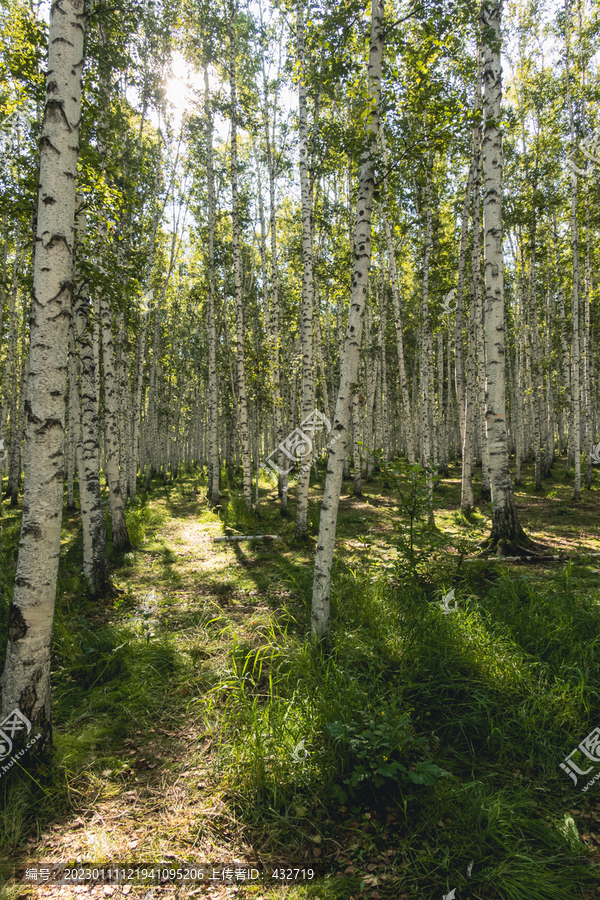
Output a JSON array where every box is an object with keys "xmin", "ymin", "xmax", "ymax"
[{"xmin": 2, "ymin": 458, "xmax": 600, "ymax": 899}]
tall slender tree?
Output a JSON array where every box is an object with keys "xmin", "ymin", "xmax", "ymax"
[
  {"xmin": 0, "ymin": 0, "xmax": 88, "ymax": 748},
  {"xmin": 479, "ymin": 0, "xmax": 539, "ymax": 555},
  {"xmin": 311, "ymin": 0, "xmax": 385, "ymax": 642},
  {"xmin": 294, "ymin": 0, "xmax": 315, "ymax": 539}
]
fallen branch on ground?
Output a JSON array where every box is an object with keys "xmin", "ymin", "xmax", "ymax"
[
  {"xmin": 464, "ymin": 555, "xmax": 561, "ymax": 563},
  {"xmin": 465, "ymin": 553, "xmax": 600, "ymax": 563},
  {"xmin": 213, "ymin": 535, "xmax": 282, "ymax": 542}
]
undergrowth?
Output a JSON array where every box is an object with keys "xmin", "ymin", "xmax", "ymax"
[{"xmin": 0, "ymin": 463, "xmax": 599, "ymax": 899}]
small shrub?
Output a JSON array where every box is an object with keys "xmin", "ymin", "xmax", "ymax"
[{"xmin": 326, "ymin": 710, "xmax": 450, "ymax": 805}]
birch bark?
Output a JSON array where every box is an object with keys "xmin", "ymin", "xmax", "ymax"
[
  {"xmin": 565, "ymin": 10, "xmax": 581, "ymax": 500},
  {"xmin": 67, "ymin": 316, "xmax": 77, "ymax": 509},
  {"xmin": 100, "ymin": 294, "xmax": 131, "ymax": 550},
  {"xmin": 420, "ymin": 144, "xmax": 435, "ymax": 525},
  {"xmin": 229, "ymin": 0, "xmax": 252, "ymax": 510},
  {"xmin": 462, "ymin": 297, "xmax": 476, "ymax": 512},
  {"xmin": 206, "ymin": 68, "xmax": 219, "ymax": 506},
  {"xmin": 470, "ymin": 124, "xmax": 491, "ymax": 502},
  {"xmin": 311, "ymin": 0, "xmax": 385, "ymax": 641},
  {"xmin": 116, "ymin": 313, "xmax": 129, "ymax": 503},
  {"xmin": 294, "ymin": 0, "xmax": 315, "ymax": 540},
  {"xmin": 456, "ymin": 45, "xmax": 482, "ymax": 492},
  {"xmin": 0, "ymin": 0, "xmax": 87, "ymax": 744},
  {"xmin": 379, "ymin": 139, "xmax": 415, "ymax": 464},
  {"xmin": 73, "ymin": 206, "xmax": 109, "ymax": 598},
  {"xmin": 378, "ymin": 255, "xmax": 390, "ymax": 458},
  {"xmin": 7, "ymin": 305, "xmax": 27, "ymax": 507},
  {"xmin": 353, "ymin": 377, "xmax": 362, "ymax": 497},
  {"xmin": 265, "ymin": 94, "xmax": 285, "ymax": 508},
  {"xmin": 479, "ymin": 0, "xmax": 536, "ymax": 554}
]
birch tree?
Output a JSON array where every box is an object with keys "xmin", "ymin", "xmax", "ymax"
[
  {"xmin": 479, "ymin": 0, "xmax": 539, "ymax": 555},
  {"xmin": 229, "ymin": 0, "xmax": 253, "ymax": 511},
  {"xmin": 205, "ymin": 67, "xmax": 219, "ymax": 506},
  {"xmin": 294, "ymin": 0, "xmax": 314, "ymax": 540},
  {"xmin": 311, "ymin": 0, "xmax": 385, "ymax": 642},
  {"xmin": 0, "ymin": 0, "xmax": 87, "ymax": 747}
]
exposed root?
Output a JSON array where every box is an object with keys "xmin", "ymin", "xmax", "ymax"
[{"xmin": 477, "ymin": 533, "xmax": 547, "ymax": 558}]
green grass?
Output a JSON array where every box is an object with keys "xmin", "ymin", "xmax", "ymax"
[{"xmin": 0, "ymin": 459, "xmax": 600, "ymax": 898}]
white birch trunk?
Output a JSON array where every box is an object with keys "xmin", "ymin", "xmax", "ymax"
[
  {"xmin": 311, "ymin": 0, "xmax": 384, "ymax": 641},
  {"xmin": 7, "ymin": 308, "xmax": 27, "ymax": 507},
  {"xmin": 0, "ymin": 0, "xmax": 87, "ymax": 743},
  {"xmin": 116, "ymin": 313, "xmax": 129, "ymax": 504},
  {"xmin": 206, "ymin": 69, "xmax": 219, "ymax": 506},
  {"xmin": 100, "ymin": 293, "xmax": 131, "ymax": 550},
  {"xmin": 67, "ymin": 318, "xmax": 77, "ymax": 509},
  {"xmin": 73, "ymin": 205, "xmax": 110, "ymax": 598},
  {"xmin": 294, "ymin": 0, "xmax": 315, "ymax": 540},
  {"xmin": 229, "ymin": 2, "xmax": 252, "ymax": 510},
  {"xmin": 380, "ymin": 137, "xmax": 415, "ymax": 463},
  {"xmin": 564, "ymin": 42, "xmax": 581, "ymax": 497},
  {"xmin": 378, "ymin": 255, "xmax": 390, "ymax": 459},
  {"xmin": 480, "ymin": 0, "xmax": 533, "ymax": 553}
]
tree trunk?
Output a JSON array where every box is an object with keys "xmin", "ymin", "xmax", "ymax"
[
  {"xmin": 469, "ymin": 116, "xmax": 491, "ymax": 503},
  {"xmin": 229, "ymin": 1, "xmax": 253, "ymax": 510},
  {"xmin": 294, "ymin": 0, "xmax": 315, "ymax": 540},
  {"xmin": 311, "ymin": 0, "xmax": 385, "ymax": 642},
  {"xmin": 378, "ymin": 255, "xmax": 390, "ymax": 459},
  {"xmin": 205, "ymin": 69, "xmax": 219, "ymax": 506},
  {"xmin": 66, "ymin": 317, "xmax": 77, "ymax": 510},
  {"xmin": 380, "ymin": 138, "xmax": 414, "ymax": 463},
  {"xmin": 73, "ymin": 205, "xmax": 110, "ymax": 598},
  {"xmin": 565, "ymin": 15, "xmax": 581, "ymax": 500},
  {"xmin": 100, "ymin": 294, "xmax": 131, "ymax": 551},
  {"xmin": 7, "ymin": 304, "xmax": 27, "ymax": 507},
  {"xmin": 116, "ymin": 312, "xmax": 129, "ymax": 504},
  {"xmin": 0, "ymin": 0, "xmax": 87, "ymax": 750},
  {"xmin": 479, "ymin": 0, "xmax": 536, "ymax": 555}
]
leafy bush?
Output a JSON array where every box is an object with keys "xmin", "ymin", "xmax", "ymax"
[{"xmin": 326, "ymin": 711, "xmax": 450, "ymax": 804}]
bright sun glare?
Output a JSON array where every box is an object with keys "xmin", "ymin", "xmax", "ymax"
[{"xmin": 166, "ymin": 52, "xmax": 194, "ymax": 123}]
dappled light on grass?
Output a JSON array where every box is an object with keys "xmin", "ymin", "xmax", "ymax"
[{"xmin": 1, "ymin": 468, "xmax": 600, "ymax": 898}]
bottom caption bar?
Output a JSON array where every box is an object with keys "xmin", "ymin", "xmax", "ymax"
[{"xmin": 15, "ymin": 864, "xmax": 318, "ymax": 884}]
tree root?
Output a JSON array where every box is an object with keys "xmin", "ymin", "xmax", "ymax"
[{"xmin": 477, "ymin": 533, "xmax": 547, "ymax": 558}]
